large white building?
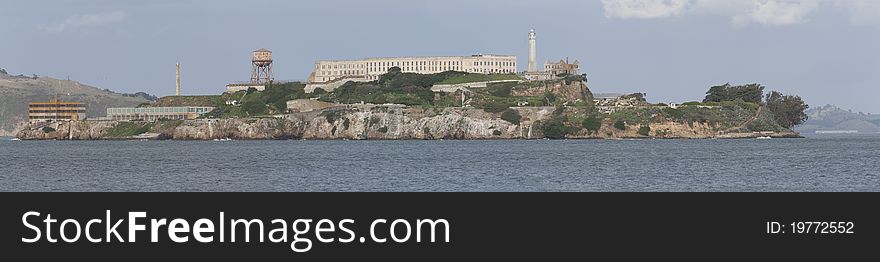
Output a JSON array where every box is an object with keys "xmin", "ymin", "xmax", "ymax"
[{"xmin": 307, "ymin": 54, "xmax": 517, "ymax": 83}]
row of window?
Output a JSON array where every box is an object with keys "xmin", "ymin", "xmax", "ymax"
[
  {"xmin": 318, "ymin": 60, "xmax": 516, "ymax": 71},
  {"xmin": 28, "ymin": 110, "xmax": 86, "ymax": 113},
  {"xmin": 28, "ymin": 105, "xmax": 85, "ymax": 108},
  {"xmin": 321, "ymin": 68, "xmax": 515, "ymax": 82},
  {"xmin": 28, "ymin": 116, "xmax": 81, "ymax": 119},
  {"xmin": 546, "ymin": 65, "xmax": 579, "ymax": 69},
  {"xmin": 107, "ymin": 107, "xmax": 213, "ymax": 114}
]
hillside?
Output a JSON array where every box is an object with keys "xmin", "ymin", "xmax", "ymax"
[
  {"xmin": 0, "ymin": 70, "xmax": 151, "ymax": 136},
  {"xmin": 794, "ymin": 105, "xmax": 880, "ymax": 133}
]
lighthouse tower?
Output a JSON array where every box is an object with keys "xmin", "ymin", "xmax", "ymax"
[{"xmin": 527, "ymin": 29, "xmax": 537, "ymax": 72}]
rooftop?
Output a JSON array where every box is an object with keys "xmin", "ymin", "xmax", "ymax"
[{"xmin": 317, "ymin": 54, "xmax": 516, "ymax": 62}]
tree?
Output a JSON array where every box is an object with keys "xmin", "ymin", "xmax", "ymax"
[
  {"xmin": 613, "ymin": 120, "xmax": 627, "ymax": 130},
  {"xmin": 638, "ymin": 125, "xmax": 651, "ymax": 136},
  {"xmin": 241, "ymin": 99, "xmax": 267, "ymax": 115},
  {"xmin": 703, "ymin": 83, "xmax": 764, "ymax": 104},
  {"xmin": 378, "ymin": 66, "xmax": 402, "ymax": 84},
  {"xmin": 541, "ymin": 119, "xmax": 569, "ymax": 139},
  {"xmin": 765, "ymin": 91, "xmax": 809, "ymax": 128},
  {"xmin": 581, "ymin": 116, "xmax": 601, "ymax": 134},
  {"xmin": 500, "ymin": 109, "xmax": 522, "ymax": 125}
]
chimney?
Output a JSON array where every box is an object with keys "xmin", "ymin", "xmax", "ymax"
[{"xmin": 175, "ymin": 63, "xmax": 181, "ymax": 96}]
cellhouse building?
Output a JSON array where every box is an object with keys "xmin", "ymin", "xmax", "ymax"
[{"xmin": 307, "ymin": 54, "xmax": 517, "ymax": 83}]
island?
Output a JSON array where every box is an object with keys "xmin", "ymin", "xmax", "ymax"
[{"xmin": 16, "ymin": 68, "xmax": 808, "ymax": 140}]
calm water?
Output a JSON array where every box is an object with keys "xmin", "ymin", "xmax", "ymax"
[{"xmin": 1, "ymin": 135, "xmax": 878, "ymax": 192}]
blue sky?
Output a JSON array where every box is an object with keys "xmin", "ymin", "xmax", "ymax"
[{"xmin": 1, "ymin": 0, "xmax": 878, "ymax": 112}]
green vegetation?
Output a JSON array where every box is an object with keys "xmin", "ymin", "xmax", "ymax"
[
  {"xmin": 320, "ymin": 110, "xmax": 342, "ymax": 123},
  {"xmin": 368, "ymin": 116, "xmax": 381, "ymax": 127},
  {"xmin": 483, "ymin": 101, "xmax": 510, "ymax": 113},
  {"xmin": 435, "ymin": 73, "xmax": 520, "ymax": 85},
  {"xmin": 704, "ymin": 83, "xmax": 764, "ymax": 104},
  {"xmin": 554, "ymin": 73, "xmax": 589, "ymax": 85},
  {"xmin": 613, "ymin": 120, "xmax": 627, "ymax": 130},
  {"xmin": 42, "ymin": 126, "xmax": 56, "ymax": 133},
  {"xmin": 500, "ymin": 109, "xmax": 522, "ymax": 125},
  {"xmin": 106, "ymin": 122, "xmax": 153, "ymax": 137},
  {"xmin": 241, "ymin": 98, "xmax": 267, "ymax": 115},
  {"xmin": 492, "ymin": 130, "xmax": 502, "ymax": 136},
  {"xmin": 488, "ymin": 83, "xmax": 513, "ymax": 97},
  {"xmin": 581, "ymin": 116, "xmax": 601, "ymax": 134},
  {"xmin": 377, "ymin": 126, "xmax": 388, "ymax": 133},
  {"xmin": 156, "ymin": 119, "xmax": 183, "ymax": 129},
  {"xmin": 540, "ymin": 118, "xmax": 570, "ymax": 139},
  {"xmin": 765, "ymin": 91, "xmax": 809, "ymax": 128},
  {"xmin": 638, "ymin": 125, "xmax": 651, "ymax": 136},
  {"xmin": 328, "ymin": 77, "xmax": 434, "ymax": 106}
]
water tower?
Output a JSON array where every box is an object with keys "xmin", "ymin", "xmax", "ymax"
[{"xmin": 250, "ymin": 48, "xmax": 275, "ymax": 84}]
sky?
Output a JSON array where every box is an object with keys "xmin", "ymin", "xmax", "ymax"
[{"xmin": 1, "ymin": 0, "xmax": 878, "ymax": 113}]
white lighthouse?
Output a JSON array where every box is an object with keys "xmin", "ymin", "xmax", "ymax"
[{"xmin": 527, "ymin": 29, "xmax": 537, "ymax": 72}]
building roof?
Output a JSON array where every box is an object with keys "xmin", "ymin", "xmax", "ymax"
[
  {"xmin": 254, "ymin": 48, "xmax": 271, "ymax": 52},
  {"xmin": 316, "ymin": 54, "xmax": 516, "ymax": 63},
  {"xmin": 29, "ymin": 101, "xmax": 85, "ymax": 105}
]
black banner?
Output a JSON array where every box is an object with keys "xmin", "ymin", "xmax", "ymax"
[{"xmin": 2, "ymin": 193, "xmax": 876, "ymax": 260}]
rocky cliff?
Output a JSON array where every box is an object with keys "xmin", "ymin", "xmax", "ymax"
[{"xmin": 17, "ymin": 105, "xmax": 799, "ymax": 140}]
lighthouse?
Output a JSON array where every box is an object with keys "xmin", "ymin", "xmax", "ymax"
[{"xmin": 527, "ymin": 29, "xmax": 537, "ymax": 72}]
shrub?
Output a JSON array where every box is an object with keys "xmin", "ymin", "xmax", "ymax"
[
  {"xmin": 488, "ymin": 84, "xmax": 513, "ymax": 97},
  {"xmin": 378, "ymin": 126, "xmax": 388, "ymax": 133},
  {"xmin": 638, "ymin": 125, "xmax": 651, "ymax": 136},
  {"xmin": 581, "ymin": 116, "xmax": 601, "ymax": 134},
  {"xmin": 661, "ymin": 107, "xmax": 684, "ymax": 119},
  {"xmin": 483, "ymin": 101, "xmax": 509, "ymax": 113},
  {"xmin": 320, "ymin": 110, "xmax": 341, "ymax": 123},
  {"xmin": 106, "ymin": 122, "xmax": 153, "ymax": 137},
  {"xmin": 492, "ymin": 130, "xmax": 502, "ymax": 136},
  {"xmin": 541, "ymin": 119, "xmax": 569, "ymax": 139},
  {"xmin": 342, "ymin": 118, "xmax": 350, "ymax": 130},
  {"xmin": 241, "ymin": 99, "xmax": 267, "ymax": 115},
  {"xmin": 42, "ymin": 126, "xmax": 56, "ymax": 133},
  {"xmin": 500, "ymin": 109, "xmax": 522, "ymax": 125},
  {"xmin": 613, "ymin": 120, "xmax": 627, "ymax": 130},
  {"xmin": 543, "ymin": 91, "xmax": 559, "ymax": 106}
]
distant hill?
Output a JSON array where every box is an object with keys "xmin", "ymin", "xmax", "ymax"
[
  {"xmin": 794, "ymin": 105, "xmax": 880, "ymax": 134},
  {"xmin": 0, "ymin": 70, "xmax": 153, "ymax": 136}
]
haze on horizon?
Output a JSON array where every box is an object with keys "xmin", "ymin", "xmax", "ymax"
[{"xmin": 1, "ymin": 0, "xmax": 877, "ymax": 113}]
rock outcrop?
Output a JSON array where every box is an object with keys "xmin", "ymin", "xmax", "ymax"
[{"xmin": 17, "ymin": 105, "xmax": 800, "ymax": 140}]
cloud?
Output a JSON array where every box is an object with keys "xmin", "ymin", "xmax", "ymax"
[
  {"xmin": 601, "ymin": 0, "xmax": 689, "ymax": 19},
  {"xmin": 731, "ymin": 0, "xmax": 820, "ymax": 26},
  {"xmin": 46, "ymin": 11, "xmax": 126, "ymax": 33},
  {"xmin": 836, "ymin": 0, "xmax": 880, "ymax": 26},
  {"xmin": 601, "ymin": 0, "xmax": 878, "ymax": 27}
]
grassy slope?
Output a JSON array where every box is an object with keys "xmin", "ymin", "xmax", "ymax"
[
  {"xmin": 435, "ymin": 74, "xmax": 521, "ymax": 85},
  {"xmin": 0, "ymin": 73, "xmax": 148, "ymax": 135}
]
